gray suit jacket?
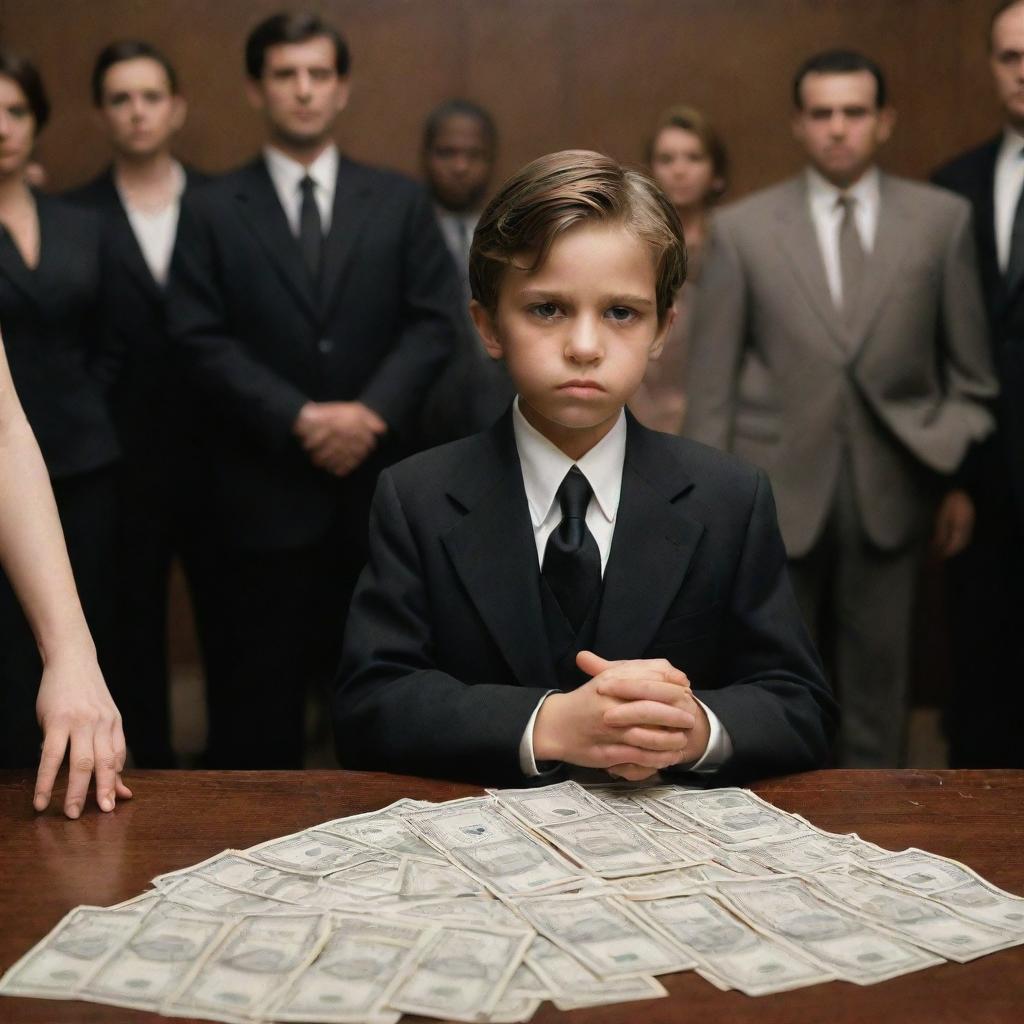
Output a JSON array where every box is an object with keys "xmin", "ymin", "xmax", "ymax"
[{"xmin": 685, "ymin": 172, "xmax": 997, "ymax": 557}]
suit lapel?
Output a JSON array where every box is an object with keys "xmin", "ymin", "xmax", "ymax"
[
  {"xmin": 841, "ymin": 173, "xmax": 914, "ymax": 354},
  {"xmin": 233, "ymin": 159, "xmax": 319, "ymax": 323},
  {"xmin": 318, "ymin": 157, "xmax": 375, "ymax": 322},
  {"xmin": 774, "ymin": 177, "xmax": 850, "ymax": 356},
  {"xmin": 441, "ymin": 415, "xmax": 560, "ymax": 691},
  {"xmin": 594, "ymin": 418, "xmax": 705, "ymax": 660},
  {"xmin": 93, "ymin": 169, "xmax": 163, "ymax": 302}
]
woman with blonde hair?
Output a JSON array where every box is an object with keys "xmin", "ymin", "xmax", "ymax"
[{"xmin": 629, "ymin": 105, "xmax": 728, "ymax": 433}]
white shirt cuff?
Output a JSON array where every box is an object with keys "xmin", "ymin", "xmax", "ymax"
[
  {"xmin": 684, "ymin": 697, "xmax": 734, "ymax": 773},
  {"xmin": 519, "ymin": 692, "xmax": 559, "ymax": 777}
]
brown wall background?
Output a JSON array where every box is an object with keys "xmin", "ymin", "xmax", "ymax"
[{"xmin": 0, "ymin": 0, "xmax": 1004, "ymax": 198}]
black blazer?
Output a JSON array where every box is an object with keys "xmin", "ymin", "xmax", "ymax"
[
  {"xmin": 65, "ymin": 165, "xmax": 209, "ymax": 475},
  {"xmin": 0, "ymin": 193, "xmax": 119, "ymax": 479},
  {"xmin": 166, "ymin": 155, "xmax": 460, "ymax": 548},
  {"xmin": 934, "ymin": 139, "xmax": 1024, "ymax": 521},
  {"xmin": 334, "ymin": 411, "xmax": 837, "ymax": 786}
]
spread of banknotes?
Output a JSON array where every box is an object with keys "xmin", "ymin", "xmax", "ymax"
[{"xmin": 2, "ymin": 781, "xmax": 1023, "ymax": 1022}]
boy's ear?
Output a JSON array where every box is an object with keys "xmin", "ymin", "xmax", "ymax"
[
  {"xmin": 470, "ymin": 299, "xmax": 504, "ymax": 361},
  {"xmin": 648, "ymin": 306, "xmax": 676, "ymax": 362}
]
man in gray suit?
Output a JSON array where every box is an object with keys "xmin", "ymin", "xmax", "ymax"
[{"xmin": 685, "ymin": 50, "xmax": 997, "ymax": 767}]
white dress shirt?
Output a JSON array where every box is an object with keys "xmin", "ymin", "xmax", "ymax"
[
  {"xmin": 117, "ymin": 160, "xmax": 186, "ymax": 287},
  {"xmin": 511, "ymin": 398, "xmax": 733, "ymax": 777},
  {"xmin": 806, "ymin": 165, "xmax": 880, "ymax": 307},
  {"xmin": 435, "ymin": 208, "xmax": 479, "ymax": 271},
  {"xmin": 263, "ymin": 143, "xmax": 338, "ymax": 236},
  {"xmin": 993, "ymin": 127, "xmax": 1024, "ymax": 274}
]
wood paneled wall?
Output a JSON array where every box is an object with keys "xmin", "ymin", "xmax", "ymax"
[{"xmin": 0, "ymin": 0, "xmax": 1003, "ymax": 198}]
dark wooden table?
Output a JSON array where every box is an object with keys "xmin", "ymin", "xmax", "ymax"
[{"xmin": 0, "ymin": 769, "xmax": 1022, "ymax": 1024}]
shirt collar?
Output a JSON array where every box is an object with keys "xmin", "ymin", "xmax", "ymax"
[
  {"xmin": 806, "ymin": 164, "xmax": 880, "ymax": 212},
  {"xmin": 999, "ymin": 125, "xmax": 1024, "ymax": 162},
  {"xmin": 512, "ymin": 397, "xmax": 626, "ymax": 528},
  {"xmin": 263, "ymin": 142, "xmax": 339, "ymax": 193}
]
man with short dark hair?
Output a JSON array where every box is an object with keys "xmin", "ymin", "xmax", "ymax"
[
  {"xmin": 931, "ymin": 0, "xmax": 1024, "ymax": 768},
  {"xmin": 419, "ymin": 99, "xmax": 512, "ymax": 443},
  {"xmin": 67, "ymin": 40, "xmax": 217, "ymax": 769},
  {"xmin": 167, "ymin": 12, "xmax": 458, "ymax": 768},
  {"xmin": 686, "ymin": 49, "xmax": 997, "ymax": 767}
]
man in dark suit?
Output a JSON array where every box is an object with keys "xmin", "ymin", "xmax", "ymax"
[
  {"xmin": 167, "ymin": 12, "xmax": 458, "ymax": 768},
  {"xmin": 68, "ymin": 41, "xmax": 217, "ymax": 768},
  {"xmin": 335, "ymin": 151, "xmax": 836, "ymax": 786},
  {"xmin": 931, "ymin": 0, "xmax": 1024, "ymax": 768}
]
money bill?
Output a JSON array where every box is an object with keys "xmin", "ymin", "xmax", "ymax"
[
  {"xmin": 161, "ymin": 877, "xmax": 302, "ymax": 917},
  {"xmin": 393, "ymin": 895, "xmax": 531, "ymax": 930},
  {"xmin": 484, "ymin": 993, "xmax": 542, "ymax": 1022},
  {"xmin": 629, "ymin": 893, "xmax": 834, "ymax": 995},
  {"xmin": 489, "ymin": 781, "xmax": 696, "ymax": 878},
  {"xmin": 807, "ymin": 871, "xmax": 1023, "ymax": 962},
  {"xmin": 402, "ymin": 797, "xmax": 589, "ymax": 896},
  {"xmin": 155, "ymin": 850, "xmax": 325, "ymax": 906},
  {"xmin": 245, "ymin": 829, "xmax": 379, "ymax": 876},
  {"xmin": 0, "ymin": 905, "xmax": 145, "ymax": 999},
  {"xmin": 314, "ymin": 856, "xmax": 408, "ymax": 909},
  {"xmin": 524, "ymin": 936, "xmax": 667, "ymax": 1009},
  {"xmin": 714, "ymin": 877, "xmax": 943, "ymax": 984},
  {"xmin": 610, "ymin": 867, "xmax": 707, "ymax": 900},
  {"xmin": 317, "ymin": 800, "xmax": 449, "ymax": 864},
  {"xmin": 747, "ymin": 831, "xmax": 890, "ymax": 874},
  {"xmin": 163, "ymin": 912, "xmax": 329, "ymax": 1020},
  {"xmin": 637, "ymin": 787, "xmax": 809, "ymax": 848},
  {"xmin": 512, "ymin": 893, "xmax": 696, "ymax": 978},
  {"xmin": 386, "ymin": 924, "xmax": 532, "ymax": 1023},
  {"xmin": 269, "ymin": 914, "xmax": 435, "ymax": 1023},
  {"xmin": 82, "ymin": 901, "xmax": 231, "ymax": 1012}
]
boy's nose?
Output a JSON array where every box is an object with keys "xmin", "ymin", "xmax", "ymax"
[{"xmin": 565, "ymin": 317, "xmax": 602, "ymax": 361}]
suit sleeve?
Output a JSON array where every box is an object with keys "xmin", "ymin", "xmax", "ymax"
[
  {"xmin": 333, "ymin": 469, "xmax": 552, "ymax": 782},
  {"xmin": 682, "ymin": 217, "xmax": 748, "ymax": 452},
  {"xmin": 684, "ymin": 469, "xmax": 838, "ymax": 782},
  {"xmin": 357, "ymin": 185, "xmax": 460, "ymax": 437},
  {"xmin": 935, "ymin": 201, "xmax": 998, "ymax": 465},
  {"xmin": 167, "ymin": 192, "xmax": 310, "ymax": 451}
]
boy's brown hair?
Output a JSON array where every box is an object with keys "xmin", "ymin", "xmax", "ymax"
[{"xmin": 469, "ymin": 149, "xmax": 687, "ymax": 323}]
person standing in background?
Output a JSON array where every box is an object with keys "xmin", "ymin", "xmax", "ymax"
[
  {"xmin": 0, "ymin": 330, "xmax": 131, "ymax": 817},
  {"xmin": 931, "ymin": 0, "xmax": 1024, "ymax": 768},
  {"xmin": 167, "ymin": 12, "xmax": 458, "ymax": 768},
  {"xmin": 0, "ymin": 50, "xmax": 123, "ymax": 774},
  {"xmin": 685, "ymin": 50, "xmax": 997, "ymax": 767},
  {"xmin": 630, "ymin": 106, "xmax": 728, "ymax": 434},
  {"xmin": 420, "ymin": 99, "xmax": 513, "ymax": 444},
  {"xmin": 67, "ymin": 41, "xmax": 219, "ymax": 769}
]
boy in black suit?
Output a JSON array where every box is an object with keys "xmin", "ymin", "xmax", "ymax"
[{"xmin": 334, "ymin": 150, "xmax": 836, "ymax": 785}]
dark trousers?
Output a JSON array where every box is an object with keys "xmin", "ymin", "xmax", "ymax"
[
  {"xmin": 787, "ymin": 457, "xmax": 922, "ymax": 768},
  {"xmin": 204, "ymin": 515, "xmax": 367, "ymax": 769},
  {"xmin": 0, "ymin": 467, "xmax": 118, "ymax": 768},
  {"xmin": 108, "ymin": 461, "xmax": 224, "ymax": 768},
  {"xmin": 946, "ymin": 476, "xmax": 1024, "ymax": 768}
]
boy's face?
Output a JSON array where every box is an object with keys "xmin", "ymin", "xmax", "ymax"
[
  {"xmin": 472, "ymin": 221, "xmax": 672, "ymax": 459},
  {"xmin": 97, "ymin": 58, "xmax": 185, "ymax": 160}
]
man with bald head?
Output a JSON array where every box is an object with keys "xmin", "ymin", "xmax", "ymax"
[{"xmin": 932, "ymin": 0, "xmax": 1024, "ymax": 768}]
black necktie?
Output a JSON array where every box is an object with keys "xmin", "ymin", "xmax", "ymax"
[
  {"xmin": 1007, "ymin": 152, "xmax": 1024, "ymax": 290},
  {"xmin": 299, "ymin": 175, "xmax": 323, "ymax": 284},
  {"xmin": 542, "ymin": 467, "xmax": 601, "ymax": 632}
]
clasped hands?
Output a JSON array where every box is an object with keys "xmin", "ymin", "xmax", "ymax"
[
  {"xmin": 293, "ymin": 401, "xmax": 387, "ymax": 477},
  {"xmin": 533, "ymin": 650, "xmax": 710, "ymax": 782}
]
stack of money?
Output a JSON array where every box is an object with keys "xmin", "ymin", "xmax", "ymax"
[{"xmin": 2, "ymin": 781, "xmax": 1022, "ymax": 1021}]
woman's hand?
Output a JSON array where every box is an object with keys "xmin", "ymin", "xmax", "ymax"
[{"xmin": 34, "ymin": 645, "xmax": 132, "ymax": 818}]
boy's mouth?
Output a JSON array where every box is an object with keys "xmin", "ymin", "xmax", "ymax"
[{"xmin": 558, "ymin": 379, "xmax": 604, "ymax": 392}]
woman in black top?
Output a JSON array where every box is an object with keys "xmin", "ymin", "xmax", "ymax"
[{"xmin": 0, "ymin": 49, "xmax": 125, "ymax": 785}]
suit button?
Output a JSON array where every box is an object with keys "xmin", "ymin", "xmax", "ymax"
[{"xmin": 318, "ymin": 338, "xmax": 334, "ymax": 354}]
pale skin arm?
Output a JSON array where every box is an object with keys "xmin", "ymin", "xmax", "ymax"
[
  {"xmin": 0, "ymin": 335, "xmax": 131, "ymax": 818},
  {"xmin": 533, "ymin": 650, "xmax": 711, "ymax": 782}
]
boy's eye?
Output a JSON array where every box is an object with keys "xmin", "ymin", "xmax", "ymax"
[
  {"xmin": 605, "ymin": 306, "xmax": 637, "ymax": 323},
  {"xmin": 530, "ymin": 302, "xmax": 560, "ymax": 320}
]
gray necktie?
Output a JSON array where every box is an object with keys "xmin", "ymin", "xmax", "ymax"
[{"xmin": 837, "ymin": 194, "xmax": 864, "ymax": 323}]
